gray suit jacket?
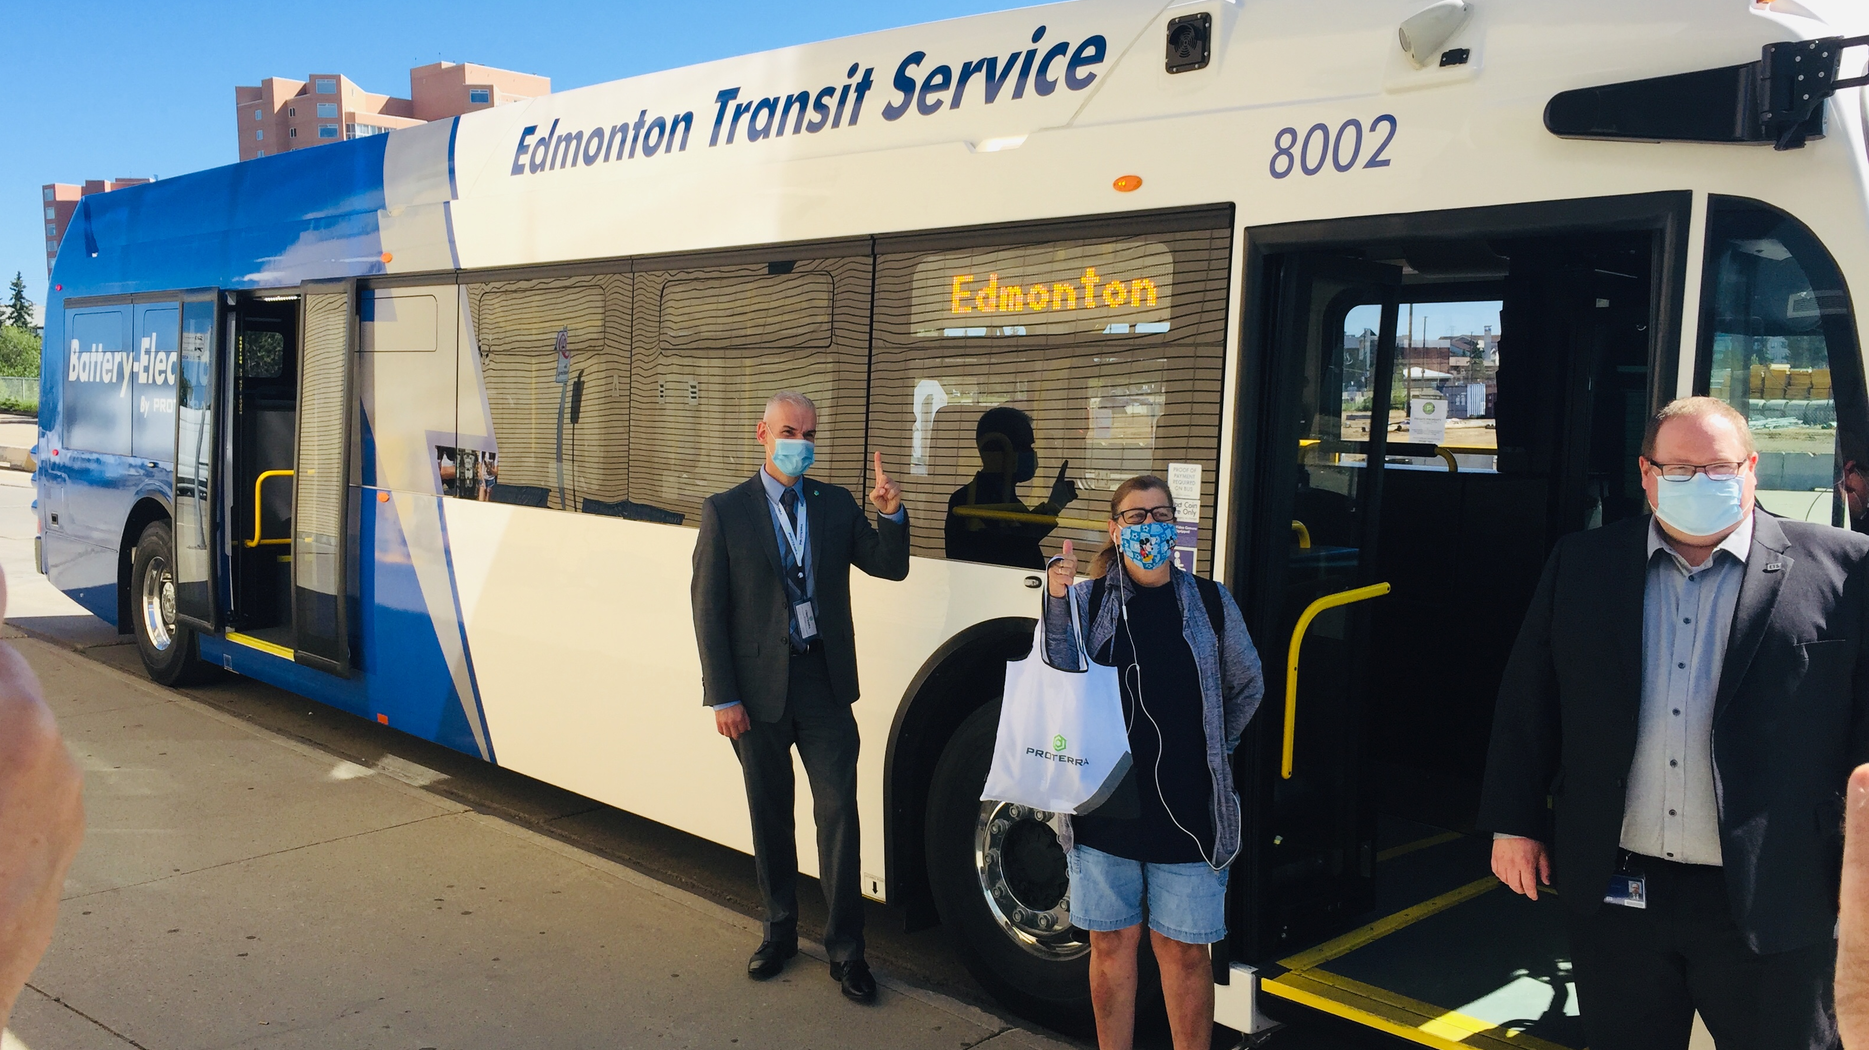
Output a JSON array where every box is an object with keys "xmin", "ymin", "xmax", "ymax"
[
  {"xmin": 1479, "ymin": 510, "xmax": 1869, "ymax": 953},
  {"xmin": 691, "ymin": 474, "xmax": 910, "ymax": 722}
]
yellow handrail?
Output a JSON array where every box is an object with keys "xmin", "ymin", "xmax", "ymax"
[
  {"xmin": 1282, "ymin": 582, "xmax": 1392, "ymax": 779},
  {"xmin": 947, "ymin": 506, "xmax": 1108, "ymax": 530},
  {"xmin": 1291, "ymin": 521, "xmax": 1312, "ymax": 549},
  {"xmin": 1435, "ymin": 447, "xmax": 1459, "ymax": 473},
  {"xmin": 247, "ymin": 470, "xmax": 295, "ymax": 548}
]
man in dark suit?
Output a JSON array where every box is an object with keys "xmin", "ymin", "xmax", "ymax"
[
  {"xmin": 1481, "ymin": 396, "xmax": 1869, "ymax": 1049},
  {"xmin": 691, "ymin": 391, "xmax": 908, "ymax": 1003}
]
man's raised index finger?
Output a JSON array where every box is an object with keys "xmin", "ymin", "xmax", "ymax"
[{"xmin": 873, "ymin": 451, "xmax": 889, "ymax": 482}]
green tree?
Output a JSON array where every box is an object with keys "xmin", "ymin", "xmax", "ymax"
[
  {"xmin": 0, "ymin": 325, "xmax": 41, "ymax": 377},
  {"xmin": 4, "ymin": 273, "xmax": 30, "ymax": 330}
]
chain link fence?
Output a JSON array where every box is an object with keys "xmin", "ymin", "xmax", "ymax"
[{"xmin": 0, "ymin": 376, "xmax": 36, "ymax": 411}]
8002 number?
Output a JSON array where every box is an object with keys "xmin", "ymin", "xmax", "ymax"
[{"xmin": 1269, "ymin": 115, "xmax": 1396, "ymax": 179}]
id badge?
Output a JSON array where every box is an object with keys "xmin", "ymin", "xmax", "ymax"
[
  {"xmin": 1604, "ymin": 874, "xmax": 1647, "ymax": 909},
  {"xmin": 793, "ymin": 601, "xmax": 819, "ymax": 641}
]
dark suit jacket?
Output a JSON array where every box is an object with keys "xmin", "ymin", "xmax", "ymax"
[
  {"xmin": 1478, "ymin": 510, "xmax": 1869, "ymax": 953},
  {"xmin": 691, "ymin": 474, "xmax": 910, "ymax": 722}
]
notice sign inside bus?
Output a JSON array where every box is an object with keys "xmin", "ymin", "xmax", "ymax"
[{"xmin": 911, "ymin": 239, "xmax": 1173, "ymax": 338}]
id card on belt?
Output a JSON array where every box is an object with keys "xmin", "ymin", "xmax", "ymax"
[
  {"xmin": 793, "ymin": 601, "xmax": 819, "ymax": 641},
  {"xmin": 1604, "ymin": 873, "xmax": 1647, "ymax": 909}
]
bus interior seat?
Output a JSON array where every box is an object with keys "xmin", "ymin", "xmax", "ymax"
[
  {"xmin": 489, "ymin": 484, "xmax": 550, "ymax": 508},
  {"xmin": 582, "ymin": 497, "xmax": 684, "ymax": 524}
]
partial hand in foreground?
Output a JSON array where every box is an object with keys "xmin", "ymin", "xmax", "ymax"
[
  {"xmin": 1491, "ymin": 835, "xmax": 1550, "ymax": 901},
  {"xmin": 1837, "ymin": 764, "xmax": 1869, "ymax": 1048},
  {"xmin": 0, "ymin": 566, "xmax": 85, "ymax": 1028}
]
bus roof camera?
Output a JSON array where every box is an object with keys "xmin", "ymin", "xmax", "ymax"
[{"xmin": 1398, "ymin": 0, "xmax": 1473, "ymax": 69}]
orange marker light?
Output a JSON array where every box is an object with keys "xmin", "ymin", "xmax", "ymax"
[
  {"xmin": 380, "ymin": 252, "xmax": 393, "ymax": 264},
  {"xmin": 377, "ymin": 491, "xmax": 389, "ymax": 503},
  {"xmin": 1113, "ymin": 175, "xmax": 1143, "ymax": 193},
  {"xmin": 377, "ymin": 713, "xmax": 389, "ymax": 725}
]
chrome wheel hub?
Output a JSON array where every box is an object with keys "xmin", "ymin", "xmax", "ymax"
[
  {"xmin": 141, "ymin": 555, "xmax": 176, "ymax": 652},
  {"xmin": 975, "ymin": 801, "xmax": 1088, "ymax": 960}
]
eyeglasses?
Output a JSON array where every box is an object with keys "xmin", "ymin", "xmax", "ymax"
[
  {"xmin": 1114, "ymin": 506, "xmax": 1178, "ymax": 525},
  {"xmin": 1648, "ymin": 461, "xmax": 1749, "ymax": 482}
]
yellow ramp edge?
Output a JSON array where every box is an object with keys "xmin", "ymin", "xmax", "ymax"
[
  {"xmin": 225, "ymin": 632, "xmax": 294, "ymax": 660},
  {"xmin": 1263, "ymin": 970, "xmax": 1578, "ymax": 1050}
]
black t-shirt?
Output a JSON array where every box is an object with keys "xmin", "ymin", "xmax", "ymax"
[{"xmin": 1073, "ymin": 578, "xmax": 1215, "ymax": 864}]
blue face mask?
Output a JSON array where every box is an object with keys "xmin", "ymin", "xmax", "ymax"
[
  {"xmin": 1653, "ymin": 472, "xmax": 1746, "ymax": 537},
  {"xmin": 1118, "ymin": 521, "xmax": 1178, "ymax": 571},
  {"xmin": 770, "ymin": 438, "xmax": 814, "ymax": 479}
]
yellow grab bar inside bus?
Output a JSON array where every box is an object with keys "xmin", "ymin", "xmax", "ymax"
[
  {"xmin": 247, "ymin": 470, "xmax": 295, "ymax": 548},
  {"xmin": 1435, "ymin": 447, "xmax": 1459, "ymax": 473},
  {"xmin": 1283, "ymin": 582, "xmax": 1391, "ymax": 779},
  {"xmin": 1291, "ymin": 521, "xmax": 1311, "ymax": 549},
  {"xmin": 948, "ymin": 505, "xmax": 1108, "ymax": 530}
]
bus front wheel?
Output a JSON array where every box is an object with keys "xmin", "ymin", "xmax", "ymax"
[
  {"xmin": 131, "ymin": 520, "xmax": 211, "ymax": 686},
  {"xmin": 925, "ymin": 702, "xmax": 1094, "ymax": 1035}
]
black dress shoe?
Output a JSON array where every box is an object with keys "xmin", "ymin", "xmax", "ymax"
[
  {"xmin": 747, "ymin": 939, "xmax": 797, "ymax": 980},
  {"xmin": 830, "ymin": 958, "xmax": 877, "ymax": 1003}
]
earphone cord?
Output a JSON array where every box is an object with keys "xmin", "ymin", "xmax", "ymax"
[{"xmin": 1118, "ymin": 585, "xmax": 1222, "ymax": 871}]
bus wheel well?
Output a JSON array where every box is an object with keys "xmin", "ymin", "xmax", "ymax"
[
  {"xmin": 117, "ymin": 498, "xmax": 172, "ymax": 634},
  {"xmin": 884, "ymin": 616, "xmax": 1034, "ymax": 932}
]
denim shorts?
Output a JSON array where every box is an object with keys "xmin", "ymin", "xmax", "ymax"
[{"xmin": 1066, "ymin": 844, "xmax": 1229, "ymax": 944}]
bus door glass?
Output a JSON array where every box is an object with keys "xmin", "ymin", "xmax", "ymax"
[
  {"xmin": 173, "ymin": 296, "xmax": 220, "ymax": 630},
  {"xmin": 292, "ymin": 280, "xmax": 355, "ymax": 675},
  {"xmin": 1246, "ymin": 255, "xmax": 1400, "ymax": 953},
  {"xmin": 1699, "ymin": 196, "xmax": 1869, "ymax": 531}
]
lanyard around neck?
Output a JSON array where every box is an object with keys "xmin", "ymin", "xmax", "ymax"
[{"xmin": 770, "ymin": 490, "xmax": 809, "ymax": 566}]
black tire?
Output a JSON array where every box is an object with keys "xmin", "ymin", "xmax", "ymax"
[
  {"xmin": 130, "ymin": 520, "xmax": 212, "ymax": 686},
  {"xmin": 926, "ymin": 702, "xmax": 1097, "ymax": 1035}
]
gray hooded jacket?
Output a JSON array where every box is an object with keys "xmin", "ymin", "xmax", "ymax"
[{"xmin": 1042, "ymin": 560, "xmax": 1265, "ymax": 867}]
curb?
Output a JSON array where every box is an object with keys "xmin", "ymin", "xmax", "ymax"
[{"xmin": 0, "ymin": 446, "xmax": 32, "ymax": 472}]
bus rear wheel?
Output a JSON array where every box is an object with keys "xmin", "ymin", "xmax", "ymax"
[
  {"xmin": 926, "ymin": 702, "xmax": 1095, "ymax": 1035},
  {"xmin": 131, "ymin": 520, "xmax": 212, "ymax": 686}
]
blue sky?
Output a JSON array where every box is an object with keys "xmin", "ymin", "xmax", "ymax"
[{"xmin": 3, "ymin": 0, "xmax": 1032, "ymax": 320}]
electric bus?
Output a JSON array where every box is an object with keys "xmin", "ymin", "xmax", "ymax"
[{"xmin": 38, "ymin": 1, "xmax": 1869, "ymax": 1045}]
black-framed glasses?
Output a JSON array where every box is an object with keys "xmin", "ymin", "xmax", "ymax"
[
  {"xmin": 1114, "ymin": 506, "xmax": 1177, "ymax": 525},
  {"xmin": 1648, "ymin": 461, "xmax": 1749, "ymax": 482}
]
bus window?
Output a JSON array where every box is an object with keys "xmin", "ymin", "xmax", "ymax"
[
  {"xmin": 131, "ymin": 303, "xmax": 180, "ymax": 463},
  {"xmin": 631, "ymin": 256, "xmax": 869, "ymax": 524},
  {"xmin": 464, "ymin": 277, "xmax": 623, "ymax": 512},
  {"xmin": 1347, "ymin": 299, "xmax": 1499, "ymax": 474},
  {"xmin": 871, "ymin": 224, "xmax": 1230, "ymax": 573},
  {"xmin": 64, "ymin": 307, "xmax": 133, "ymax": 456},
  {"xmin": 1701, "ymin": 197, "xmax": 1869, "ymax": 530}
]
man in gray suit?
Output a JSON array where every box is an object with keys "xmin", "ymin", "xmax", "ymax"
[{"xmin": 691, "ymin": 391, "xmax": 909, "ymax": 1003}]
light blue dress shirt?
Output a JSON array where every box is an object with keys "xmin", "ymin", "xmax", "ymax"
[{"xmin": 1621, "ymin": 512, "xmax": 1751, "ymax": 865}]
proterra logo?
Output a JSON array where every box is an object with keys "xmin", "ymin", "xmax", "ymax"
[{"xmin": 1026, "ymin": 733, "xmax": 1087, "ymax": 766}]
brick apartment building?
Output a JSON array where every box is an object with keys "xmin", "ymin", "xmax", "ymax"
[
  {"xmin": 236, "ymin": 62, "xmax": 548, "ymax": 162},
  {"xmin": 41, "ymin": 178, "xmax": 150, "ymax": 275}
]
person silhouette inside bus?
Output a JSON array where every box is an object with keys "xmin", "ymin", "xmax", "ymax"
[
  {"xmin": 690, "ymin": 391, "xmax": 909, "ymax": 1004},
  {"xmin": 944, "ymin": 406, "xmax": 1078, "ymax": 569}
]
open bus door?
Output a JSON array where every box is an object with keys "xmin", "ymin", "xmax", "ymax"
[
  {"xmin": 1227, "ymin": 205, "xmax": 1692, "ymax": 1049},
  {"xmin": 218, "ymin": 281, "xmax": 354, "ymax": 676},
  {"xmin": 171, "ymin": 292, "xmax": 223, "ymax": 632}
]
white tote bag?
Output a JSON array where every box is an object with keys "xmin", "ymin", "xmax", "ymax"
[{"xmin": 981, "ymin": 592, "xmax": 1132, "ymax": 814}]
